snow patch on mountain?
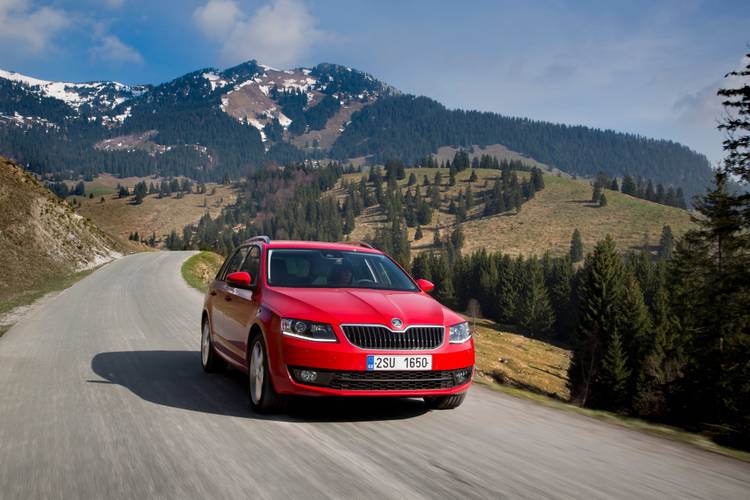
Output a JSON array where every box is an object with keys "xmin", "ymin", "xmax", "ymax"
[
  {"xmin": 202, "ymin": 72, "xmax": 228, "ymax": 91},
  {"xmin": 0, "ymin": 112, "xmax": 59, "ymax": 130},
  {"xmin": 0, "ymin": 69, "xmax": 143, "ymax": 112},
  {"xmin": 277, "ymin": 113, "xmax": 292, "ymax": 128}
]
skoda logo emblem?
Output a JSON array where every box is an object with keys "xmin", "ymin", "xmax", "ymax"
[{"xmin": 391, "ymin": 318, "xmax": 403, "ymax": 329}]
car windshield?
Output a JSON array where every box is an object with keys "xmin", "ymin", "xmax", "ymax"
[{"xmin": 266, "ymin": 249, "xmax": 418, "ymax": 291}]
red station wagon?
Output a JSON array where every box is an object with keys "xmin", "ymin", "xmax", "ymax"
[{"xmin": 201, "ymin": 236, "xmax": 474, "ymax": 413}]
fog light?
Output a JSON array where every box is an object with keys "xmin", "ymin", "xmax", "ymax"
[
  {"xmin": 453, "ymin": 369, "xmax": 470, "ymax": 385},
  {"xmin": 299, "ymin": 370, "xmax": 318, "ymax": 383}
]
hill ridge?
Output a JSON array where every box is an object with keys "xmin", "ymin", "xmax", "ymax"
[{"xmin": 0, "ymin": 59, "xmax": 712, "ymax": 198}]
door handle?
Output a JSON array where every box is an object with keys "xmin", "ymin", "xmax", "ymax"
[
  {"xmin": 224, "ymin": 296, "xmax": 232, "ymax": 302},
  {"xmin": 210, "ymin": 291, "xmax": 217, "ymax": 296}
]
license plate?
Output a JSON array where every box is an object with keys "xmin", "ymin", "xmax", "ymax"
[{"xmin": 366, "ymin": 355, "xmax": 432, "ymax": 371}]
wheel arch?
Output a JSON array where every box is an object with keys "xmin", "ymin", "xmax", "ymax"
[{"xmin": 246, "ymin": 323, "xmax": 264, "ymax": 360}]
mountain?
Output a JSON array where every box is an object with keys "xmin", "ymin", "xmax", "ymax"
[
  {"xmin": 0, "ymin": 60, "xmax": 713, "ymax": 199},
  {"xmin": 0, "ymin": 156, "xmax": 121, "ymax": 313}
]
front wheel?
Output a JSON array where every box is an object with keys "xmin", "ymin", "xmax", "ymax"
[
  {"xmin": 201, "ymin": 319, "xmax": 226, "ymax": 373},
  {"xmin": 248, "ymin": 336, "xmax": 287, "ymax": 414},
  {"xmin": 424, "ymin": 393, "xmax": 466, "ymax": 410}
]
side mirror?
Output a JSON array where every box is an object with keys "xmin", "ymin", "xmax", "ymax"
[
  {"xmin": 416, "ymin": 278, "xmax": 434, "ymax": 293},
  {"xmin": 227, "ymin": 271, "xmax": 253, "ymax": 288}
]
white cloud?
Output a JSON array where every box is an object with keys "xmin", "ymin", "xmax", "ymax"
[
  {"xmin": 0, "ymin": 0, "xmax": 70, "ymax": 53},
  {"xmin": 90, "ymin": 34, "xmax": 143, "ymax": 64},
  {"xmin": 670, "ymin": 54, "xmax": 750, "ymax": 164},
  {"xmin": 193, "ymin": 0, "xmax": 325, "ymax": 68},
  {"xmin": 193, "ymin": 0, "xmax": 243, "ymax": 41}
]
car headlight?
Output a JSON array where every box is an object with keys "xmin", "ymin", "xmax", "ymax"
[
  {"xmin": 281, "ymin": 318, "xmax": 338, "ymax": 342},
  {"xmin": 449, "ymin": 322, "xmax": 471, "ymax": 344}
]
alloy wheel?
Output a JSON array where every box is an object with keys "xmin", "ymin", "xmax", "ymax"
[
  {"xmin": 250, "ymin": 341, "xmax": 265, "ymax": 405},
  {"xmin": 201, "ymin": 322, "xmax": 210, "ymax": 367}
]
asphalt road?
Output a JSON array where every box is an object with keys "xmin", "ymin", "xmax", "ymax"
[{"xmin": 0, "ymin": 252, "xmax": 748, "ymax": 499}]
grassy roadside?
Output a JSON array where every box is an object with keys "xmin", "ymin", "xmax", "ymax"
[
  {"xmin": 181, "ymin": 251, "xmax": 224, "ymax": 293},
  {"xmin": 0, "ymin": 267, "xmax": 99, "ymax": 337}
]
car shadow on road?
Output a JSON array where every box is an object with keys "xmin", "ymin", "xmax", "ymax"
[{"xmin": 90, "ymin": 350, "xmax": 429, "ymax": 423}]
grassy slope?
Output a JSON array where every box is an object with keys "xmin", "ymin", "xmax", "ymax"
[
  {"xmin": 344, "ymin": 167, "xmax": 694, "ymax": 257},
  {"xmin": 0, "ymin": 158, "xmax": 121, "ymax": 331},
  {"xmin": 75, "ymin": 180, "xmax": 237, "ymax": 246},
  {"xmin": 462, "ymin": 173, "xmax": 694, "ymax": 257},
  {"xmin": 470, "ymin": 317, "xmax": 571, "ymax": 399},
  {"xmin": 181, "ymin": 251, "xmax": 224, "ymax": 293}
]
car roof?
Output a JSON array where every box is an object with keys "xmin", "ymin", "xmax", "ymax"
[{"xmin": 262, "ymin": 240, "xmax": 383, "ymax": 254}]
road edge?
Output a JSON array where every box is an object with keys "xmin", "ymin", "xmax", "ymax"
[{"xmin": 474, "ymin": 377, "xmax": 750, "ymax": 463}]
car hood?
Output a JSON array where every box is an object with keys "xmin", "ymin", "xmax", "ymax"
[{"xmin": 264, "ymin": 287, "xmax": 462, "ymax": 328}]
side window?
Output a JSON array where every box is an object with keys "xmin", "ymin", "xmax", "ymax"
[
  {"xmin": 220, "ymin": 247, "xmax": 250, "ymax": 281},
  {"xmin": 239, "ymin": 246, "xmax": 261, "ymax": 285}
]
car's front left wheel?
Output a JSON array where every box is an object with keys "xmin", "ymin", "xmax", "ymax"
[
  {"xmin": 248, "ymin": 335, "xmax": 287, "ymax": 414},
  {"xmin": 201, "ymin": 319, "xmax": 226, "ymax": 373}
]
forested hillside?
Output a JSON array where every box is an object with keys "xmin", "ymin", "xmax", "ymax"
[
  {"xmin": 331, "ymin": 95, "xmax": 713, "ymax": 199},
  {"xmin": 0, "ymin": 60, "xmax": 712, "ymax": 198}
]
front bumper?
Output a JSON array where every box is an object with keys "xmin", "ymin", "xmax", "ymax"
[{"xmin": 269, "ymin": 328, "xmax": 475, "ymax": 397}]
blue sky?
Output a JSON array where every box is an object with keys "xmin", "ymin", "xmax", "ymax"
[{"xmin": 0, "ymin": 0, "xmax": 748, "ymax": 163}]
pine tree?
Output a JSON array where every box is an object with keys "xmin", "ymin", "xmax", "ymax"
[
  {"xmin": 570, "ymin": 229, "xmax": 583, "ymax": 263},
  {"xmin": 415, "ymin": 225, "xmax": 423, "ymax": 240},
  {"xmin": 517, "ymin": 259, "xmax": 554, "ymax": 336},
  {"xmin": 620, "ymin": 274, "xmax": 652, "ymax": 385},
  {"xmin": 632, "ymin": 285, "xmax": 682, "ymax": 418},
  {"xmin": 430, "ymin": 252, "xmax": 455, "ymax": 307},
  {"xmin": 450, "ymin": 225, "xmax": 465, "ymax": 252},
  {"xmin": 599, "ymin": 192, "xmax": 608, "ymax": 207},
  {"xmin": 717, "ymin": 51, "xmax": 750, "ymax": 190},
  {"xmin": 658, "ymin": 225, "xmax": 674, "ymax": 259},
  {"xmin": 592, "ymin": 184, "xmax": 602, "ymax": 204},
  {"xmin": 621, "ymin": 175, "xmax": 637, "ymax": 196},
  {"xmin": 568, "ymin": 236, "xmax": 627, "ymax": 407},
  {"xmin": 670, "ymin": 171, "xmax": 749, "ymax": 429},
  {"xmin": 645, "ymin": 180, "xmax": 655, "ymax": 201},
  {"xmin": 531, "ymin": 167, "xmax": 545, "ymax": 191},
  {"xmin": 546, "ymin": 256, "xmax": 576, "ymax": 340},
  {"xmin": 598, "ymin": 329, "xmax": 631, "ymax": 410}
]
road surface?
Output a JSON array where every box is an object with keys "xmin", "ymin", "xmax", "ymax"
[{"xmin": 0, "ymin": 252, "xmax": 748, "ymax": 499}]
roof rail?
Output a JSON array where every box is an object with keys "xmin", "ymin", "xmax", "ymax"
[
  {"xmin": 244, "ymin": 235, "xmax": 271, "ymax": 244},
  {"xmin": 337, "ymin": 241, "xmax": 374, "ymax": 249}
]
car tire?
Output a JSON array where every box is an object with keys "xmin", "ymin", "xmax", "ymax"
[
  {"xmin": 248, "ymin": 335, "xmax": 287, "ymax": 414},
  {"xmin": 201, "ymin": 319, "xmax": 226, "ymax": 373},
  {"xmin": 424, "ymin": 393, "xmax": 466, "ymax": 410}
]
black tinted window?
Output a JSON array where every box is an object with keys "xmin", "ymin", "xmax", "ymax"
[{"xmin": 267, "ymin": 249, "xmax": 417, "ymax": 291}]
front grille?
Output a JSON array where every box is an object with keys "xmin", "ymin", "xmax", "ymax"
[
  {"xmin": 342, "ymin": 325, "xmax": 444, "ymax": 350},
  {"xmin": 290, "ymin": 367, "xmax": 473, "ymax": 391}
]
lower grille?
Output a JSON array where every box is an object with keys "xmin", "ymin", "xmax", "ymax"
[
  {"xmin": 342, "ymin": 325, "xmax": 444, "ymax": 350},
  {"xmin": 290, "ymin": 367, "xmax": 473, "ymax": 391}
]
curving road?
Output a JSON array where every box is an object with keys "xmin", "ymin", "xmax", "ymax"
[{"xmin": 0, "ymin": 252, "xmax": 748, "ymax": 499}]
